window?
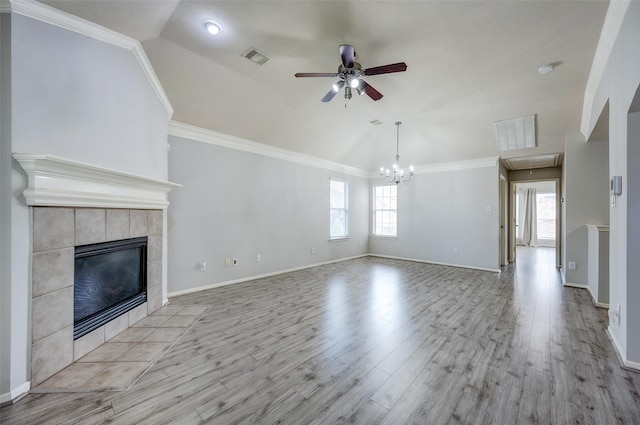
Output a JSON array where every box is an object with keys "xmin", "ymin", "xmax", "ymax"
[
  {"xmin": 373, "ymin": 185, "xmax": 397, "ymax": 237},
  {"xmin": 330, "ymin": 179, "xmax": 348, "ymax": 239},
  {"xmin": 536, "ymin": 192, "xmax": 556, "ymax": 240}
]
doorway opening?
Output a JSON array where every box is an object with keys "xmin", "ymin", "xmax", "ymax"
[{"xmin": 510, "ymin": 179, "xmax": 561, "ymax": 267}]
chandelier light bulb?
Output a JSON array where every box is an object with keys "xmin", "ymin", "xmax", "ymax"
[{"xmin": 350, "ymin": 78, "xmax": 360, "ymax": 88}]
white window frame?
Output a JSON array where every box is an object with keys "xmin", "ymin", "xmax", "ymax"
[
  {"xmin": 329, "ymin": 178, "xmax": 349, "ymax": 240},
  {"xmin": 372, "ymin": 184, "xmax": 398, "ymax": 237}
]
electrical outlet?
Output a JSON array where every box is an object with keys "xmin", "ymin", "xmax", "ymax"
[
  {"xmin": 256, "ymin": 254, "xmax": 261, "ymax": 262},
  {"xmin": 199, "ymin": 260, "xmax": 207, "ymax": 271},
  {"xmin": 232, "ymin": 258, "xmax": 238, "ymax": 266},
  {"xmin": 453, "ymin": 248, "xmax": 459, "ymax": 255},
  {"xmin": 311, "ymin": 248, "xmax": 316, "ymax": 255},
  {"xmin": 568, "ymin": 261, "xmax": 576, "ymax": 270},
  {"xmin": 225, "ymin": 258, "xmax": 231, "ymax": 267}
]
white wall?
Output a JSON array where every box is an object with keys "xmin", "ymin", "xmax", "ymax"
[
  {"xmin": 167, "ymin": 136, "xmax": 370, "ymax": 295},
  {"xmin": 563, "ymin": 133, "xmax": 609, "ymax": 286},
  {"xmin": 11, "ymin": 15, "xmax": 167, "ymax": 178},
  {"xmin": 0, "ymin": 12, "xmax": 13, "ymax": 401},
  {"xmin": 627, "ymin": 110, "xmax": 640, "ymax": 361},
  {"xmin": 581, "ymin": 0, "xmax": 640, "ymax": 366},
  {"xmin": 1, "ymin": 13, "xmax": 168, "ymax": 401},
  {"xmin": 369, "ymin": 164, "xmax": 500, "ymax": 271},
  {"xmin": 509, "ymin": 167, "xmax": 562, "ymax": 182}
]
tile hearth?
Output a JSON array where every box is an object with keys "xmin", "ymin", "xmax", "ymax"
[{"xmin": 31, "ymin": 305, "xmax": 209, "ymax": 393}]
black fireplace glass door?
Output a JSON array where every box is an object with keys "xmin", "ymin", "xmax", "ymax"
[{"xmin": 74, "ymin": 238, "xmax": 146, "ymax": 324}]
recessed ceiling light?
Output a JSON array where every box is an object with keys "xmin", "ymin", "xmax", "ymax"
[
  {"xmin": 538, "ymin": 63, "xmax": 554, "ymax": 75},
  {"xmin": 204, "ymin": 19, "xmax": 222, "ymax": 36}
]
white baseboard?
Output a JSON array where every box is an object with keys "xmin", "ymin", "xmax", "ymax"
[
  {"xmin": 607, "ymin": 327, "xmax": 640, "ymax": 372},
  {"xmin": 168, "ymin": 253, "xmax": 500, "ymax": 299},
  {"xmin": 367, "ymin": 254, "xmax": 500, "ymax": 273},
  {"xmin": 168, "ymin": 254, "xmax": 368, "ymax": 298},
  {"xmin": 0, "ymin": 381, "xmax": 31, "ymax": 405},
  {"xmin": 562, "ymin": 282, "xmax": 588, "ymax": 289},
  {"xmin": 585, "ymin": 286, "xmax": 609, "ymax": 309}
]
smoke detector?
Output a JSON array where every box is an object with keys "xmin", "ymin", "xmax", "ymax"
[{"xmin": 538, "ymin": 63, "xmax": 555, "ymax": 75}]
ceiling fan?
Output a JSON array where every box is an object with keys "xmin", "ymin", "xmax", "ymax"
[{"xmin": 295, "ymin": 44, "xmax": 407, "ymax": 103}]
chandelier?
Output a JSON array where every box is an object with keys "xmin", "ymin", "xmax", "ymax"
[{"xmin": 380, "ymin": 121, "xmax": 414, "ymax": 184}]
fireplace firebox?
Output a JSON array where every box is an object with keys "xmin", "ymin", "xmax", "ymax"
[{"xmin": 74, "ymin": 237, "xmax": 147, "ymax": 339}]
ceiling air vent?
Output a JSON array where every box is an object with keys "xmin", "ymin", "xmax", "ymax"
[
  {"xmin": 242, "ymin": 47, "xmax": 270, "ymax": 65},
  {"xmin": 494, "ymin": 114, "xmax": 536, "ymax": 152},
  {"xmin": 369, "ymin": 119, "xmax": 383, "ymax": 125}
]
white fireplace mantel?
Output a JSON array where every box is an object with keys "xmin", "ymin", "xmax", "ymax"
[{"xmin": 14, "ymin": 153, "xmax": 181, "ymax": 209}]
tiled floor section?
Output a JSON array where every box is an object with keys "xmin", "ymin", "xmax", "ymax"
[{"xmin": 31, "ymin": 304, "xmax": 209, "ymax": 393}]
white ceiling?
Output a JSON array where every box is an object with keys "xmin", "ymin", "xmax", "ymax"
[{"xmin": 40, "ymin": 0, "xmax": 609, "ymax": 172}]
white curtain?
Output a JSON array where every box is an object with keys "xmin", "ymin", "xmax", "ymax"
[{"xmin": 521, "ymin": 188, "xmax": 538, "ymax": 247}]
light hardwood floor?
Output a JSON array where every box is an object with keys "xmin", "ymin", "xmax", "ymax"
[{"xmin": 2, "ymin": 248, "xmax": 640, "ymax": 424}]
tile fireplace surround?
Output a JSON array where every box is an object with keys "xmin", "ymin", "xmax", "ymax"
[
  {"xmin": 13, "ymin": 154, "xmax": 180, "ymax": 388},
  {"xmin": 31, "ymin": 207, "xmax": 163, "ymax": 386}
]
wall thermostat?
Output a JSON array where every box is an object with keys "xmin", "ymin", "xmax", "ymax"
[{"xmin": 611, "ymin": 175, "xmax": 622, "ymax": 196}]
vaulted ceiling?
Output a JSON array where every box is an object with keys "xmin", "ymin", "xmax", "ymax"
[{"xmin": 40, "ymin": 0, "xmax": 609, "ymax": 171}]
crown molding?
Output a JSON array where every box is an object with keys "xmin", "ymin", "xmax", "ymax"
[
  {"xmin": 13, "ymin": 153, "xmax": 181, "ymax": 209},
  {"xmin": 168, "ymin": 120, "xmax": 371, "ymax": 179},
  {"xmin": 412, "ymin": 156, "xmax": 499, "ymax": 175},
  {"xmin": 581, "ymin": 0, "xmax": 630, "ymax": 139},
  {"xmin": 370, "ymin": 156, "xmax": 499, "ymax": 179},
  {"xmin": 3, "ymin": 0, "xmax": 173, "ymax": 119},
  {"xmin": 169, "ymin": 121, "xmax": 498, "ymax": 179}
]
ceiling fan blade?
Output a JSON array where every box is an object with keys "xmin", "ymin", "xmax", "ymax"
[
  {"xmin": 361, "ymin": 81, "xmax": 383, "ymax": 101},
  {"xmin": 295, "ymin": 72, "xmax": 339, "ymax": 77},
  {"xmin": 364, "ymin": 62, "xmax": 407, "ymax": 76},
  {"xmin": 339, "ymin": 44, "xmax": 355, "ymax": 68},
  {"xmin": 321, "ymin": 89, "xmax": 338, "ymax": 102}
]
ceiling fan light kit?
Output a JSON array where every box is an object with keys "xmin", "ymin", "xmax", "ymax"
[
  {"xmin": 381, "ymin": 122, "xmax": 414, "ymax": 185},
  {"xmin": 295, "ymin": 44, "xmax": 407, "ymax": 103},
  {"xmin": 332, "ymin": 81, "xmax": 345, "ymax": 92}
]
